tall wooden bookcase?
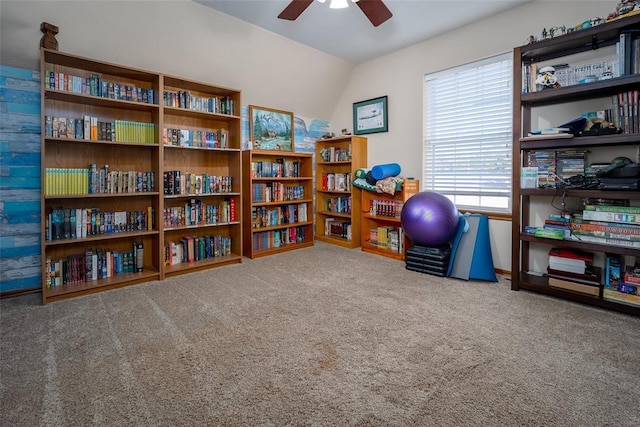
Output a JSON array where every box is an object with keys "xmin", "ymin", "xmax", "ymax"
[
  {"xmin": 314, "ymin": 135, "xmax": 367, "ymax": 248},
  {"xmin": 512, "ymin": 15, "xmax": 640, "ymax": 316},
  {"xmin": 242, "ymin": 150, "xmax": 314, "ymax": 258},
  {"xmin": 360, "ymin": 179, "xmax": 419, "ymax": 260},
  {"xmin": 40, "ymin": 48, "xmax": 242, "ymax": 303}
]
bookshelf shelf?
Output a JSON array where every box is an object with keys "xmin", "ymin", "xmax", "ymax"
[
  {"xmin": 360, "ymin": 179, "xmax": 419, "ymax": 260},
  {"xmin": 40, "ymin": 48, "xmax": 243, "ymax": 304},
  {"xmin": 44, "ymin": 89, "xmax": 161, "ymax": 111},
  {"xmin": 44, "ymin": 269, "xmax": 161, "ymax": 304},
  {"xmin": 315, "ymin": 136, "xmax": 368, "ymax": 248},
  {"xmin": 163, "ymin": 254, "xmax": 242, "ymax": 278},
  {"xmin": 242, "ymin": 150, "xmax": 314, "ymax": 258},
  {"xmin": 512, "ymin": 15, "xmax": 640, "ymax": 316}
]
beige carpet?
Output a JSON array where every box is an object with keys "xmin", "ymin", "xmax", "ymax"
[{"xmin": 2, "ymin": 241, "xmax": 639, "ymax": 426}]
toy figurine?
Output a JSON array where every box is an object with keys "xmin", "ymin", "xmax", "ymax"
[{"xmin": 535, "ymin": 66, "xmax": 561, "ymax": 90}]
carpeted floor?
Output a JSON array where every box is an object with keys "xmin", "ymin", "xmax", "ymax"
[{"xmin": 2, "ymin": 241, "xmax": 639, "ymax": 426}]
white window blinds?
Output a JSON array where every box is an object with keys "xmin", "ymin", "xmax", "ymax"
[{"xmin": 424, "ymin": 53, "xmax": 513, "ymax": 212}]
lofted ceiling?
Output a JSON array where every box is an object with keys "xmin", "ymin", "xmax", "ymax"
[{"xmin": 194, "ymin": 0, "xmax": 532, "ymax": 64}]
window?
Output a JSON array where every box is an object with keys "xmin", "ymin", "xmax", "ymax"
[{"xmin": 423, "ymin": 53, "xmax": 513, "ymax": 213}]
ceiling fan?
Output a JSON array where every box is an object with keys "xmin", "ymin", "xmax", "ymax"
[{"xmin": 278, "ymin": 0, "xmax": 393, "ymax": 27}]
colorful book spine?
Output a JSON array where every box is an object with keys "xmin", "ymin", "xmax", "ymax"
[
  {"xmin": 581, "ymin": 210, "xmax": 640, "ymax": 224},
  {"xmin": 584, "ymin": 205, "xmax": 640, "ymax": 214}
]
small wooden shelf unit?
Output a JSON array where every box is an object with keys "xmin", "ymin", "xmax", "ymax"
[
  {"xmin": 242, "ymin": 150, "xmax": 314, "ymax": 258},
  {"xmin": 314, "ymin": 135, "xmax": 368, "ymax": 248}
]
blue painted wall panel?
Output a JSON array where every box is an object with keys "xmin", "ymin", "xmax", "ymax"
[
  {"xmin": 1, "ymin": 276, "xmax": 41, "ymax": 292},
  {"xmin": 0, "ymin": 176, "xmax": 41, "ymax": 189},
  {"xmin": 0, "ymin": 152, "xmax": 40, "ymax": 165},
  {"xmin": 0, "ymin": 64, "xmax": 42, "ymax": 295},
  {"xmin": 0, "ymin": 66, "xmax": 39, "ymax": 81}
]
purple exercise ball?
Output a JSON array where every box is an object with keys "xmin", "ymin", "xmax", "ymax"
[{"xmin": 401, "ymin": 191, "xmax": 459, "ymax": 246}]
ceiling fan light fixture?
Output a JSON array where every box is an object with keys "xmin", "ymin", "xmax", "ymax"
[{"xmin": 329, "ymin": 0, "xmax": 349, "ymax": 9}]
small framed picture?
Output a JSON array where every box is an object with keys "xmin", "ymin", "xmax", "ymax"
[
  {"xmin": 249, "ymin": 105, "xmax": 294, "ymax": 151},
  {"xmin": 353, "ymin": 96, "xmax": 388, "ymax": 135}
]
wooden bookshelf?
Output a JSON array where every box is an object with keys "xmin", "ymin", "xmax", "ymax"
[
  {"xmin": 314, "ymin": 135, "xmax": 367, "ymax": 248},
  {"xmin": 360, "ymin": 179, "xmax": 419, "ymax": 260},
  {"xmin": 242, "ymin": 150, "xmax": 314, "ymax": 258},
  {"xmin": 40, "ymin": 49, "xmax": 242, "ymax": 303}
]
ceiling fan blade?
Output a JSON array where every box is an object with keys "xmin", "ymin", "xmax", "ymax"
[
  {"xmin": 356, "ymin": 0, "xmax": 393, "ymax": 27},
  {"xmin": 278, "ymin": 0, "xmax": 315, "ymax": 21}
]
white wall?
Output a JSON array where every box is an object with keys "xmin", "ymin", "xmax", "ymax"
[
  {"xmin": 0, "ymin": 0, "xmax": 354, "ymax": 120},
  {"xmin": 330, "ymin": 0, "xmax": 618, "ymax": 271}
]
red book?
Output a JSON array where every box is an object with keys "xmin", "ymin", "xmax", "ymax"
[
  {"xmin": 548, "ymin": 247, "xmax": 594, "ymax": 262},
  {"xmin": 624, "ymin": 265, "xmax": 640, "ymax": 285},
  {"xmin": 229, "ymin": 198, "xmax": 236, "ymax": 222}
]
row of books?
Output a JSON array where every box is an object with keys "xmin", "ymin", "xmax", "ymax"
[
  {"xmin": 46, "ymin": 242, "xmax": 144, "ymax": 287},
  {"xmin": 163, "ymin": 199, "xmax": 237, "ymax": 228},
  {"xmin": 369, "ymin": 199, "xmax": 404, "ymax": 218},
  {"xmin": 368, "ymin": 226, "xmax": 404, "ymax": 253},
  {"xmin": 44, "ymin": 167, "xmax": 155, "ymax": 196},
  {"xmin": 163, "ymin": 90, "xmax": 234, "ymax": 115},
  {"xmin": 164, "ymin": 235, "xmax": 231, "ymax": 266},
  {"xmin": 251, "ymin": 203, "xmax": 309, "ymax": 229},
  {"xmin": 46, "ymin": 207, "xmax": 154, "ymax": 241},
  {"xmin": 45, "ymin": 115, "xmax": 156, "ymax": 144},
  {"xmin": 45, "ymin": 70, "xmax": 155, "ymax": 104},
  {"xmin": 162, "ymin": 127, "xmax": 228, "ymax": 149},
  {"xmin": 611, "ymin": 90, "xmax": 639, "ymax": 134},
  {"xmin": 251, "ymin": 183, "xmax": 305, "ymax": 203},
  {"xmin": 325, "ymin": 196, "xmax": 351, "ymax": 215},
  {"xmin": 617, "ymin": 30, "xmax": 640, "ymax": 77},
  {"xmin": 321, "ymin": 172, "xmax": 351, "ymax": 192},
  {"xmin": 89, "ymin": 165, "xmax": 155, "ymax": 194},
  {"xmin": 250, "ymin": 160, "xmax": 302, "ymax": 178},
  {"xmin": 319, "ymin": 146, "xmax": 350, "ymax": 162},
  {"xmin": 163, "ymin": 171, "xmax": 233, "ymax": 196},
  {"xmin": 324, "ymin": 218, "xmax": 352, "ymax": 241},
  {"xmin": 251, "ymin": 227, "xmax": 308, "ymax": 251}
]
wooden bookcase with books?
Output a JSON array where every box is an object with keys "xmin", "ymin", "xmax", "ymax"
[
  {"xmin": 161, "ymin": 76, "xmax": 243, "ymax": 276},
  {"xmin": 511, "ymin": 14, "xmax": 640, "ymax": 316},
  {"xmin": 315, "ymin": 135, "xmax": 367, "ymax": 248},
  {"xmin": 241, "ymin": 150, "xmax": 314, "ymax": 258},
  {"xmin": 360, "ymin": 179, "xmax": 419, "ymax": 260},
  {"xmin": 41, "ymin": 48, "xmax": 162, "ymax": 304},
  {"xmin": 40, "ymin": 49, "xmax": 243, "ymax": 303}
]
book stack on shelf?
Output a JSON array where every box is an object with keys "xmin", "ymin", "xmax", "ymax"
[
  {"xmin": 603, "ymin": 254, "xmax": 640, "ymax": 307},
  {"xmin": 570, "ymin": 204, "xmax": 640, "ymax": 248},
  {"xmin": 546, "ymin": 247, "xmax": 600, "ymax": 296}
]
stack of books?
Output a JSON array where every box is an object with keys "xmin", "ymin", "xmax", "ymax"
[
  {"xmin": 570, "ymin": 204, "xmax": 640, "ymax": 248},
  {"xmin": 546, "ymin": 247, "xmax": 600, "ymax": 296},
  {"xmin": 603, "ymin": 254, "xmax": 640, "ymax": 307}
]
